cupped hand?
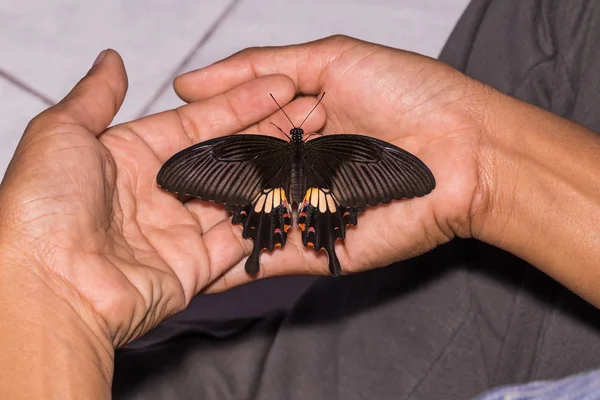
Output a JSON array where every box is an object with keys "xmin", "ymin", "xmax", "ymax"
[
  {"xmin": 0, "ymin": 50, "xmax": 325, "ymax": 347},
  {"xmin": 174, "ymin": 35, "xmax": 493, "ymax": 291}
]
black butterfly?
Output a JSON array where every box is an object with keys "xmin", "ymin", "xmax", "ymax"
[{"xmin": 157, "ymin": 93, "xmax": 435, "ymax": 276}]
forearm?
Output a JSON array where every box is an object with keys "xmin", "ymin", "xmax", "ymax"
[
  {"xmin": 475, "ymin": 90, "xmax": 600, "ymax": 306},
  {"xmin": 0, "ymin": 254, "xmax": 113, "ymax": 399}
]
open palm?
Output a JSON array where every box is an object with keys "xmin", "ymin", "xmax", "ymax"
[{"xmin": 174, "ymin": 35, "xmax": 488, "ymax": 291}]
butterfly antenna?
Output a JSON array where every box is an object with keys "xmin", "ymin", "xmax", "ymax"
[
  {"xmin": 270, "ymin": 122, "xmax": 291, "ymax": 140},
  {"xmin": 299, "ymin": 92, "xmax": 326, "ymax": 128},
  {"xmin": 270, "ymin": 93, "xmax": 296, "ymax": 128}
]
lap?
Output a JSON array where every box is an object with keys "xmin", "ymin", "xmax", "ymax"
[
  {"xmin": 114, "ymin": 243, "xmax": 600, "ymax": 399},
  {"xmin": 114, "ymin": 1, "xmax": 600, "ymax": 398}
]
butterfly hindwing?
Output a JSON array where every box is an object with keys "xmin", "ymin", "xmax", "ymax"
[
  {"xmin": 229, "ymin": 188, "xmax": 292, "ymax": 274},
  {"xmin": 296, "ymin": 187, "xmax": 360, "ymax": 276},
  {"xmin": 157, "ymin": 134, "xmax": 293, "ymax": 274}
]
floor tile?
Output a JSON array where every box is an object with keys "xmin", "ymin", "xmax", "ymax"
[
  {"xmin": 0, "ymin": 77, "xmax": 48, "ymax": 176},
  {"xmin": 145, "ymin": 0, "xmax": 470, "ymax": 115},
  {"xmin": 0, "ymin": 0, "xmax": 235, "ymax": 123}
]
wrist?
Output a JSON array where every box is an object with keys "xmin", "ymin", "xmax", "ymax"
[
  {"xmin": 468, "ymin": 88, "xmax": 600, "ymax": 305},
  {"xmin": 468, "ymin": 88, "xmax": 523, "ymax": 247},
  {"xmin": 0, "ymin": 242, "xmax": 114, "ymax": 398}
]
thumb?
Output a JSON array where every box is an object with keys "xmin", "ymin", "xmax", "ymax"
[{"xmin": 32, "ymin": 49, "xmax": 128, "ymax": 137}]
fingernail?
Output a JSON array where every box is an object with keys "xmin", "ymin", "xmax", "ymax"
[{"xmin": 92, "ymin": 50, "xmax": 108, "ymax": 67}]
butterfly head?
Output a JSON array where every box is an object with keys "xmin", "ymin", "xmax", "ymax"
[
  {"xmin": 270, "ymin": 92, "xmax": 326, "ymax": 143},
  {"xmin": 290, "ymin": 127, "xmax": 304, "ymax": 142}
]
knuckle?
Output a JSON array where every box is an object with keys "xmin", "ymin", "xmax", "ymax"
[{"xmin": 325, "ymin": 34, "xmax": 353, "ymax": 43}]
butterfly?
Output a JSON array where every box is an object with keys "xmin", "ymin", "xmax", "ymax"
[{"xmin": 157, "ymin": 93, "xmax": 435, "ymax": 276}]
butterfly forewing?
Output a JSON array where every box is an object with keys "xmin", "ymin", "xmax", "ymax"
[
  {"xmin": 303, "ymin": 134, "xmax": 435, "ymax": 207},
  {"xmin": 157, "ymin": 134, "xmax": 291, "ymax": 205}
]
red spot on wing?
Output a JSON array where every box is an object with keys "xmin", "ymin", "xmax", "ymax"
[{"xmin": 308, "ymin": 227, "xmax": 315, "ymax": 233}]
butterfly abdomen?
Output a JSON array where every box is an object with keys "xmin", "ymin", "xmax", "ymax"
[{"xmin": 290, "ymin": 142, "xmax": 304, "ymax": 204}]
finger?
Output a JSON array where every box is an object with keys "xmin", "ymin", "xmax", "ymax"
[
  {"xmin": 128, "ymin": 74, "xmax": 296, "ymax": 162},
  {"xmin": 31, "ymin": 49, "xmax": 128, "ymax": 136},
  {"xmin": 202, "ymin": 200, "xmax": 437, "ymax": 293},
  {"xmin": 202, "ymin": 233, "xmax": 338, "ymax": 294},
  {"xmin": 201, "ymin": 219, "xmax": 254, "ymax": 281},
  {"xmin": 174, "ymin": 35, "xmax": 361, "ymax": 102},
  {"xmin": 198, "ymin": 221, "xmax": 323, "ymax": 292}
]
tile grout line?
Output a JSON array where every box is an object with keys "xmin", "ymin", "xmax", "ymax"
[
  {"xmin": 0, "ymin": 68, "xmax": 56, "ymax": 106},
  {"xmin": 136, "ymin": 0, "xmax": 243, "ymax": 118}
]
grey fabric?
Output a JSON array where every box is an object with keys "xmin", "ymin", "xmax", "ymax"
[
  {"xmin": 440, "ymin": 0, "xmax": 600, "ymax": 132},
  {"xmin": 114, "ymin": 1, "xmax": 600, "ymax": 399}
]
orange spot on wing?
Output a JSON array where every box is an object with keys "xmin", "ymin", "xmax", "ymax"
[
  {"xmin": 307, "ymin": 242, "xmax": 314, "ymax": 248},
  {"xmin": 299, "ymin": 223, "xmax": 305, "ymax": 231},
  {"xmin": 274, "ymin": 228, "xmax": 281, "ymax": 234},
  {"xmin": 283, "ymin": 213, "xmax": 290, "ymax": 218},
  {"xmin": 343, "ymin": 211, "xmax": 350, "ymax": 217},
  {"xmin": 284, "ymin": 224, "xmax": 291, "ymax": 232},
  {"xmin": 275, "ymin": 243, "xmax": 282, "ymax": 248},
  {"xmin": 299, "ymin": 212, "xmax": 307, "ymax": 218},
  {"xmin": 308, "ymin": 227, "xmax": 315, "ymax": 233}
]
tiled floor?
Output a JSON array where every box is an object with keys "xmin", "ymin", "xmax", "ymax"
[
  {"xmin": 0, "ymin": 0, "xmax": 469, "ymax": 320},
  {"xmin": 0, "ymin": 0, "xmax": 469, "ymax": 175}
]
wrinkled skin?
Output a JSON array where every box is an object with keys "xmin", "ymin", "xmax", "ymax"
[{"xmin": 0, "ymin": 36, "xmax": 491, "ymax": 347}]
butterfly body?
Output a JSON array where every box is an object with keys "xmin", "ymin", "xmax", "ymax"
[
  {"xmin": 157, "ymin": 96, "xmax": 435, "ymax": 277},
  {"xmin": 290, "ymin": 138, "xmax": 305, "ymax": 204}
]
